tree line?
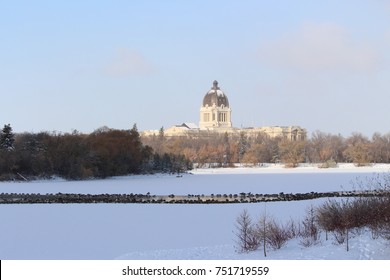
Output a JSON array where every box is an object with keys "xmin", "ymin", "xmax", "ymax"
[
  {"xmin": 2, "ymin": 123, "xmax": 390, "ymax": 180},
  {"xmin": 0, "ymin": 124, "xmax": 191, "ymax": 181},
  {"xmin": 142, "ymin": 129, "xmax": 390, "ymax": 168}
]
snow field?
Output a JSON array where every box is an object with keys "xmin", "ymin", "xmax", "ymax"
[{"xmin": 0, "ymin": 164, "xmax": 390, "ymax": 260}]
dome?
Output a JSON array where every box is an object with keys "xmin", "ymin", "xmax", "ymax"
[{"xmin": 202, "ymin": 80, "xmax": 229, "ymax": 107}]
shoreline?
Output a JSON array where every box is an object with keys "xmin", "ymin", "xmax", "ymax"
[{"xmin": 191, "ymin": 163, "xmax": 390, "ymax": 175}]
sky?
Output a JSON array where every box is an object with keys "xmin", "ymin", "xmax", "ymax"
[{"xmin": 1, "ymin": 0, "xmax": 390, "ymax": 137}]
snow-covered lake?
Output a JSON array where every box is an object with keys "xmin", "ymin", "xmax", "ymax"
[{"xmin": 1, "ymin": 164, "xmax": 389, "ymax": 260}]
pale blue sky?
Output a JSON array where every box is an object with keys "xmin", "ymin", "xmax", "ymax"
[{"xmin": 1, "ymin": 0, "xmax": 389, "ymax": 136}]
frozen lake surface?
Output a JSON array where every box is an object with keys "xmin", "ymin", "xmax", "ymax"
[
  {"xmin": 2, "ymin": 163, "xmax": 389, "ymax": 195},
  {"xmin": 0, "ymin": 164, "xmax": 389, "ymax": 260}
]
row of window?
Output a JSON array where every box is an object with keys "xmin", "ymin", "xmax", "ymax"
[
  {"xmin": 203, "ymin": 113, "xmax": 229, "ymax": 123},
  {"xmin": 218, "ymin": 113, "xmax": 227, "ymax": 122}
]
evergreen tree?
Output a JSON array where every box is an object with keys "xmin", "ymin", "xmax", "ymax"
[
  {"xmin": 223, "ymin": 132, "xmax": 231, "ymax": 165},
  {"xmin": 158, "ymin": 126, "xmax": 165, "ymax": 142},
  {"xmin": 237, "ymin": 131, "xmax": 248, "ymax": 163},
  {"xmin": 130, "ymin": 123, "xmax": 140, "ymax": 139},
  {"xmin": 0, "ymin": 124, "xmax": 15, "ymax": 151}
]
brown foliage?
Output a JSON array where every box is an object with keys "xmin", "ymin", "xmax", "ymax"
[
  {"xmin": 343, "ymin": 133, "xmax": 372, "ymax": 166},
  {"xmin": 241, "ymin": 143, "xmax": 272, "ymax": 165},
  {"xmin": 278, "ymin": 139, "xmax": 306, "ymax": 168},
  {"xmin": 307, "ymin": 131, "xmax": 345, "ymax": 164}
]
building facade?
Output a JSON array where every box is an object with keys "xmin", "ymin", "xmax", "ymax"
[
  {"xmin": 141, "ymin": 80, "xmax": 306, "ymax": 140},
  {"xmin": 199, "ymin": 80, "xmax": 232, "ymax": 129}
]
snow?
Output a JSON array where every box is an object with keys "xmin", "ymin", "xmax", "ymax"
[
  {"xmin": 182, "ymin": 122, "xmax": 199, "ymax": 129},
  {"xmin": 207, "ymin": 89, "xmax": 225, "ymax": 97},
  {"xmin": 0, "ymin": 164, "xmax": 389, "ymax": 260},
  {"xmin": 117, "ymin": 231, "xmax": 390, "ymax": 260},
  {"xmin": 216, "ymin": 89, "xmax": 224, "ymax": 97}
]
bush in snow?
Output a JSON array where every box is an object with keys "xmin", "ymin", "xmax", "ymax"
[
  {"xmin": 265, "ymin": 219, "xmax": 291, "ymax": 250},
  {"xmin": 235, "ymin": 210, "xmax": 292, "ymax": 256},
  {"xmin": 316, "ymin": 174, "xmax": 390, "ymax": 250}
]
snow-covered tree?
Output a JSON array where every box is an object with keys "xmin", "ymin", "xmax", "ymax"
[{"xmin": 0, "ymin": 124, "xmax": 15, "ymax": 151}]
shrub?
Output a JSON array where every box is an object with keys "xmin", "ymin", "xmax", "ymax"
[
  {"xmin": 316, "ymin": 200, "xmax": 345, "ymax": 232},
  {"xmin": 266, "ymin": 219, "xmax": 291, "ymax": 250},
  {"xmin": 316, "ymin": 186, "xmax": 390, "ymax": 250},
  {"xmin": 316, "ymin": 199, "xmax": 354, "ymax": 250}
]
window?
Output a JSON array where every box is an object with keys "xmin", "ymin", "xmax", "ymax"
[{"xmin": 219, "ymin": 113, "xmax": 226, "ymax": 122}]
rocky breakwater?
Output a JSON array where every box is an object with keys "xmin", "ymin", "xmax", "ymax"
[{"xmin": 0, "ymin": 190, "xmax": 388, "ymax": 204}]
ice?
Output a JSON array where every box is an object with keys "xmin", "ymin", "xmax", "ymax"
[{"xmin": 0, "ymin": 163, "xmax": 389, "ymax": 260}]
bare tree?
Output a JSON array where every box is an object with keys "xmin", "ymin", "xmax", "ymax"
[
  {"xmin": 343, "ymin": 133, "xmax": 372, "ymax": 166},
  {"xmin": 370, "ymin": 132, "xmax": 390, "ymax": 163},
  {"xmin": 254, "ymin": 211, "xmax": 290, "ymax": 253},
  {"xmin": 278, "ymin": 139, "xmax": 306, "ymax": 168},
  {"xmin": 307, "ymin": 131, "xmax": 345, "ymax": 166},
  {"xmin": 241, "ymin": 143, "xmax": 271, "ymax": 166},
  {"xmin": 234, "ymin": 209, "xmax": 259, "ymax": 253},
  {"xmin": 255, "ymin": 212, "xmax": 268, "ymax": 257},
  {"xmin": 299, "ymin": 205, "xmax": 320, "ymax": 247}
]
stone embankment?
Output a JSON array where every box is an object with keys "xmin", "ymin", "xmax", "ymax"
[{"xmin": 0, "ymin": 190, "xmax": 389, "ymax": 204}]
